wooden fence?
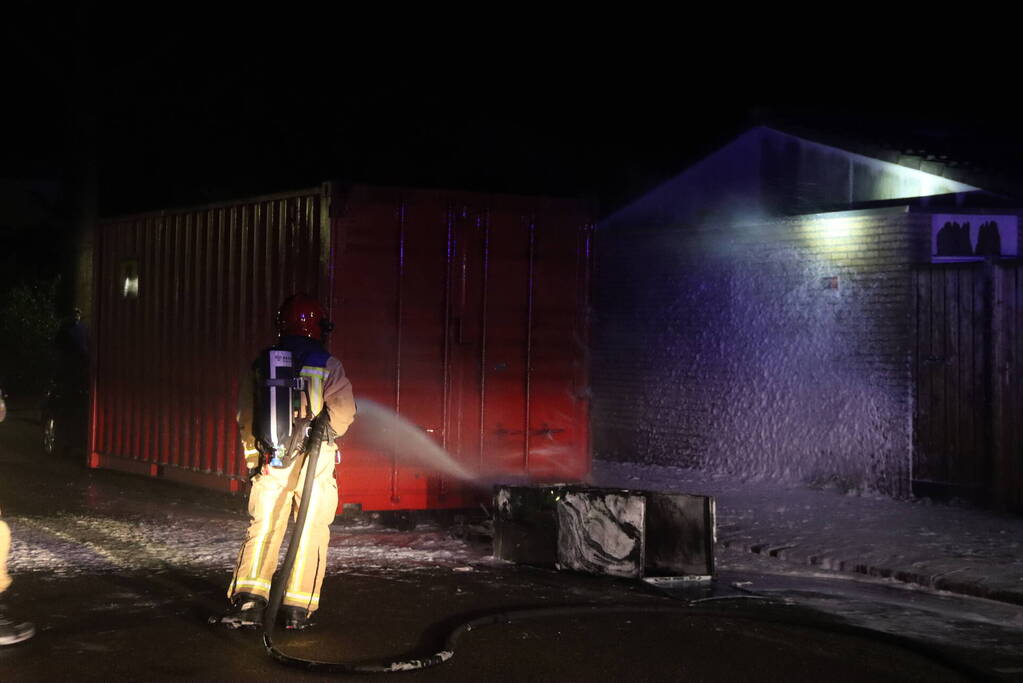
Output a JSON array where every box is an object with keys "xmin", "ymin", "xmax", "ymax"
[{"xmin": 913, "ymin": 262, "xmax": 1022, "ymax": 511}]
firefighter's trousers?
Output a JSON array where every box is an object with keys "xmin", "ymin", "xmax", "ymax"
[
  {"xmin": 0, "ymin": 517, "xmax": 10, "ymax": 594},
  {"xmin": 228, "ymin": 445, "xmax": 338, "ymax": 613}
]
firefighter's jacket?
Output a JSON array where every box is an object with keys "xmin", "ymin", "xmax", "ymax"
[
  {"xmin": 236, "ymin": 338, "xmax": 356, "ymax": 471},
  {"xmin": 0, "ymin": 508, "xmax": 10, "ymax": 594}
]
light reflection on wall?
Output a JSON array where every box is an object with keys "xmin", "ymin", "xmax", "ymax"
[
  {"xmin": 817, "ymin": 214, "xmax": 855, "ymax": 241},
  {"xmin": 803, "ymin": 213, "xmax": 865, "ymax": 260}
]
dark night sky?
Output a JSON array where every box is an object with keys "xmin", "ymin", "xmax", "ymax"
[{"xmin": 4, "ymin": 5, "xmax": 1022, "ymax": 222}]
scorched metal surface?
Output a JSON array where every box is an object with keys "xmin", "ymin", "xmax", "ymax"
[{"xmin": 89, "ymin": 183, "xmax": 592, "ymax": 512}]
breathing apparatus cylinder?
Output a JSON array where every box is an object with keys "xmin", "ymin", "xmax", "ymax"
[{"xmin": 254, "ymin": 348, "xmax": 300, "ymax": 468}]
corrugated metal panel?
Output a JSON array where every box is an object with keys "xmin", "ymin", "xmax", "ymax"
[
  {"xmin": 333, "ymin": 186, "xmax": 592, "ymax": 511},
  {"xmin": 91, "ymin": 187, "xmax": 329, "ymax": 487}
]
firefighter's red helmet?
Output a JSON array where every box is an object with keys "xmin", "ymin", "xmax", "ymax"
[{"xmin": 276, "ymin": 294, "xmax": 334, "ymax": 340}]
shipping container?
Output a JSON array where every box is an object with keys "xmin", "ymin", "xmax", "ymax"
[{"xmin": 89, "ymin": 183, "xmax": 592, "ymax": 513}]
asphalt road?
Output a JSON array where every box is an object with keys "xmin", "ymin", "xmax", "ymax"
[{"xmin": 1, "ymin": 405, "xmax": 1018, "ymax": 682}]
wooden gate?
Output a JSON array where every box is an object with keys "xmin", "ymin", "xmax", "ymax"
[
  {"xmin": 913, "ymin": 262, "xmax": 1023, "ymax": 511},
  {"xmin": 993, "ymin": 265, "xmax": 1023, "ymax": 511}
]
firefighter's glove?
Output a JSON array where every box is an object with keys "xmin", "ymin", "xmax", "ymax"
[{"xmin": 302, "ymin": 417, "xmax": 328, "ymax": 455}]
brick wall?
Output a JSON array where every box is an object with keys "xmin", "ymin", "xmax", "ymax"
[{"xmin": 592, "ymin": 208, "xmax": 932, "ymax": 496}]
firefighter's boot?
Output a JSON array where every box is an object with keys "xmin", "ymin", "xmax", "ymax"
[
  {"xmin": 281, "ymin": 605, "xmax": 313, "ymax": 631},
  {"xmin": 218, "ymin": 593, "xmax": 266, "ymax": 630}
]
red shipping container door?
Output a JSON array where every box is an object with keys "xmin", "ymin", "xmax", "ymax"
[
  {"xmin": 89, "ymin": 183, "xmax": 591, "ymax": 511},
  {"xmin": 332, "ymin": 186, "xmax": 592, "ymax": 512}
]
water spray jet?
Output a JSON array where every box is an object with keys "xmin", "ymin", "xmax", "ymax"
[{"xmin": 347, "ymin": 399, "xmax": 476, "ymax": 481}]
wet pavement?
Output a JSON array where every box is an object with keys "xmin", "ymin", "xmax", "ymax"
[
  {"xmin": 1, "ymin": 405, "xmax": 1022, "ymax": 681},
  {"xmin": 2, "ymin": 566, "xmax": 989, "ymax": 682}
]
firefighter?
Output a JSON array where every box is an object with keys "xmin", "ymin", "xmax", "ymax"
[
  {"xmin": 0, "ymin": 508, "xmax": 35, "ymax": 645},
  {"xmin": 221, "ymin": 294, "xmax": 356, "ymax": 630}
]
